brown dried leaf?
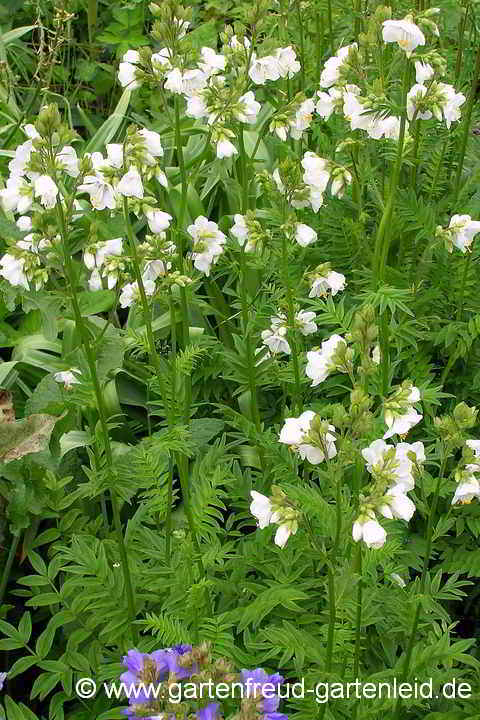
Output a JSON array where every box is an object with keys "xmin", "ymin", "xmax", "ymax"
[
  {"xmin": 0, "ymin": 413, "xmax": 59, "ymax": 463},
  {"xmin": 0, "ymin": 391, "xmax": 15, "ymax": 424}
]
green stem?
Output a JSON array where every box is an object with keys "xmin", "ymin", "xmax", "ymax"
[
  {"xmin": 315, "ymin": 8, "xmax": 324, "ymax": 83},
  {"xmin": 281, "ymin": 229, "xmax": 302, "ymax": 413},
  {"xmin": 457, "ymin": 252, "xmax": 472, "ymax": 321},
  {"xmin": 411, "ymin": 120, "xmax": 421, "ymax": 189},
  {"xmin": 453, "ymin": 44, "xmax": 480, "ymax": 202},
  {"xmin": 295, "ymin": 0, "xmax": 306, "ymax": 90},
  {"xmin": 173, "ymin": 96, "xmax": 192, "ymax": 424},
  {"xmin": 327, "ymin": 0, "xmax": 333, "ymax": 53},
  {"xmin": 56, "ymin": 202, "xmax": 136, "ymax": 624},
  {"xmin": 374, "ymin": 60, "xmax": 410, "ymax": 286},
  {"xmin": 353, "ymin": 542, "xmax": 363, "ymax": 686},
  {"xmin": 122, "ymin": 202, "xmax": 204, "ymax": 582},
  {"xmin": 391, "ymin": 454, "xmax": 448, "ymax": 720},
  {"xmin": 454, "ymin": 3, "xmax": 470, "ymax": 83},
  {"xmin": 0, "ymin": 533, "xmax": 20, "ymax": 605}
]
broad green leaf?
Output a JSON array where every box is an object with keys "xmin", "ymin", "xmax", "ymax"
[
  {"xmin": 59, "ymin": 430, "xmax": 93, "ymax": 458},
  {"xmin": 2, "ymin": 26, "xmax": 35, "ymax": 45},
  {"xmin": 77, "ymin": 290, "xmax": 116, "ymax": 317},
  {"xmin": 84, "ymin": 88, "xmax": 131, "ymax": 154}
]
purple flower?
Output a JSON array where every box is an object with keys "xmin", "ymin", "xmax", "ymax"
[
  {"xmin": 120, "ymin": 649, "xmax": 170, "ymax": 707},
  {"xmin": 197, "ymin": 703, "xmax": 220, "ymax": 720},
  {"xmin": 241, "ymin": 669, "xmax": 285, "ymax": 715},
  {"xmin": 164, "ymin": 644, "xmax": 194, "ymax": 679},
  {"xmin": 0, "ymin": 672, "xmax": 7, "ymax": 691}
]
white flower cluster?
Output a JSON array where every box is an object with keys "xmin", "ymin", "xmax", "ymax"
[
  {"xmin": 383, "ymin": 382, "xmax": 422, "ymax": 439},
  {"xmin": 452, "ymin": 440, "xmax": 480, "ymax": 505},
  {"xmin": 250, "ymin": 488, "xmax": 299, "ymax": 548},
  {"xmin": 279, "ymin": 411, "xmax": 337, "ymax": 464},
  {"xmin": 306, "ymin": 334, "xmax": 351, "ymax": 386},
  {"xmin": 436, "ymin": 214, "xmax": 480, "ymax": 254},
  {"xmin": 249, "ymin": 46, "xmax": 301, "ymax": 85},
  {"xmin": 187, "ymin": 216, "xmax": 227, "ymax": 276},
  {"xmin": 307, "ymin": 263, "xmax": 346, "ymax": 298},
  {"xmin": 261, "ymin": 310, "xmax": 317, "ymax": 356},
  {"xmin": 353, "ymin": 439, "xmax": 425, "ymax": 548},
  {"xmin": 118, "ymin": 25, "xmax": 301, "ymax": 159},
  {"xmin": 316, "ymin": 12, "xmax": 464, "ymax": 140},
  {"xmin": 78, "ymin": 129, "xmax": 166, "ymax": 211}
]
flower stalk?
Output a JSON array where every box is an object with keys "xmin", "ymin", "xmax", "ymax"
[{"xmin": 56, "ymin": 201, "xmax": 137, "ymax": 625}]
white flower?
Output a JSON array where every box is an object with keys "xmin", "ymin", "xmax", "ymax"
[
  {"xmin": 56, "ymin": 146, "xmax": 80, "ymax": 177},
  {"xmin": 23, "ymin": 123, "xmax": 40, "ymax": 140},
  {"xmin": 331, "ymin": 169, "xmax": 352, "ymax": 198},
  {"xmin": 290, "ymin": 99, "xmax": 316, "ymax": 140},
  {"xmin": 261, "ymin": 326, "xmax": 291, "ymax": 355},
  {"xmin": 78, "ymin": 175, "xmax": 116, "ymax": 210},
  {"xmin": 371, "ymin": 344, "xmax": 381, "ymax": 364},
  {"xmin": 381, "ymin": 116, "xmax": 402, "ymax": 140},
  {"xmin": 16, "ymin": 215, "xmax": 32, "ymax": 232},
  {"xmin": 231, "ymin": 214, "xmax": 256, "ymax": 252},
  {"xmin": 452, "ymin": 476, "xmax": 480, "ymax": 505},
  {"xmin": 142, "ymin": 258, "xmax": 171, "ymax": 282},
  {"xmin": 466, "ymin": 439, "xmax": 480, "ymax": 458},
  {"xmin": 309, "ymin": 270, "xmax": 346, "ymax": 298},
  {"xmin": 274, "ymin": 523, "xmax": 295, "ymax": 548},
  {"xmin": 320, "ymin": 43, "xmax": 358, "ymax": 88},
  {"xmin": 446, "ymin": 214, "xmax": 480, "ymax": 253},
  {"xmin": 146, "ymin": 209, "xmax": 172, "ymax": 234},
  {"xmin": 235, "ymin": 91, "xmax": 261, "ymax": 124},
  {"xmin": 316, "ymin": 87, "xmax": 342, "ymax": 119},
  {"xmin": 0, "ymin": 176, "xmax": 33, "ymax": 214},
  {"xmin": 53, "ymin": 368, "xmax": 81, "ymax": 389},
  {"xmin": 305, "ymin": 334, "xmax": 346, "ymax": 386},
  {"xmin": 407, "ymin": 83, "xmax": 432, "ymax": 121},
  {"xmin": 151, "ymin": 48, "xmax": 172, "ymax": 75},
  {"xmin": 106, "ymin": 143, "xmax": 124, "ymax": 168},
  {"xmin": 391, "ymin": 573, "xmax": 407, "ymax": 587},
  {"xmin": 34, "ymin": 175, "xmax": 58, "ymax": 209},
  {"xmin": 117, "ymin": 167, "xmax": 144, "ymax": 199},
  {"xmin": 379, "ymin": 487, "xmax": 416, "ymax": 521},
  {"xmin": 0, "ymin": 254, "xmax": 29, "ymax": 289},
  {"xmin": 250, "ymin": 490, "xmax": 278, "ymax": 528},
  {"xmin": 188, "ymin": 216, "xmax": 226, "ymax": 276},
  {"xmin": 352, "ymin": 514, "xmax": 387, "ymax": 548},
  {"xmin": 138, "ymin": 129, "xmax": 164, "ymax": 158},
  {"xmin": 198, "ymin": 47, "xmax": 225, "ymax": 76},
  {"xmin": 8, "ymin": 140, "xmax": 34, "ymax": 177},
  {"xmin": 383, "ymin": 406, "xmax": 423, "ymax": 439},
  {"xmin": 186, "ymin": 94, "xmax": 209, "ymax": 119},
  {"xmin": 216, "ymin": 137, "xmax": 238, "ymax": 159},
  {"xmin": 182, "ymin": 69, "xmax": 208, "ymax": 96},
  {"xmin": 320, "ymin": 44, "xmax": 356, "ymax": 88},
  {"xmin": 302, "ymin": 152, "xmax": 331, "ymax": 193},
  {"xmin": 279, "ymin": 410, "xmax": 336, "ymax": 464},
  {"xmin": 382, "ymin": 19, "xmax": 425, "ymax": 56},
  {"xmin": 164, "ymin": 68, "xmax": 184, "ymax": 94},
  {"xmin": 118, "ymin": 50, "xmax": 141, "ymax": 89},
  {"xmin": 275, "ymin": 46, "xmax": 301, "ymax": 78},
  {"xmin": 84, "ymin": 238, "xmax": 123, "ymax": 271},
  {"xmin": 249, "ymin": 55, "xmax": 281, "ymax": 85},
  {"xmin": 437, "ymin": 83, "xmax": 466, "ymax": 128},
  {"xmin": 295, "ymin": 223, "xmax": 317, "ymax": 247},
  {"xmin": 119, "ymin": 280, "xmax": 155, "ymax": 308},
  {"xmin": 415, "ymin": 60, "xmax": 434, "ymax": 84},
  {"xmin": 296, "ymin": 310, "xmax": 317, "ymax": 335}
]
